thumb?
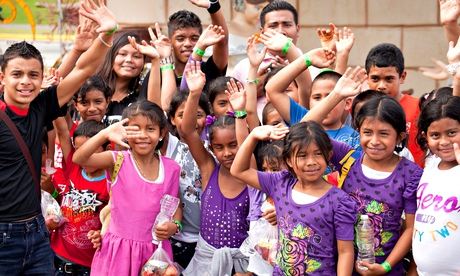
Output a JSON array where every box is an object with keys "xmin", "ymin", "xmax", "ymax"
[{"xmin": 357, "ymin": 260, "xmax": 372, "ymax": 270}]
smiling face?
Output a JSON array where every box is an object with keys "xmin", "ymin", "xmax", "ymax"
[
  {"xmin": 210, "ymin": 127, "xmax": 238, "ymax": 170},
  {"xmin": 171, "ymin": 27, "xmax": 201, "ymax": 64},
  {"xmin": 113, "ymin": 44, "xmax": 144, "ymax": 80},
  {"xmin": 1, "ymin": 57, "xmax": 43, "ymax": 109},
  {"xmin": 286, "ymin": 142, "xmax": 328, "ymax": 184},
  {"xmin": 426, "ymin": 118, "xmax": 460, "ymax": 169},
  {"xmin": 127, "ymin": 114, "xmax": 164, "ymax": 156},
  {"xmin": 75, "ymin": 89, "xmax": 109, "ymax": 122}
]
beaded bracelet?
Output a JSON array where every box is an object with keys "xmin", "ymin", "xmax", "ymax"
[
  {"xmin": 281, "ymin": 38, "xmax": 293, "ymax": 55},
  {"xmin": 303, "ymin": 54, "xmax": 312, "ymax": 68},
  {"xmin": 194, "ymin": 47, "xmax": 205, "ymax": 57},
  {"xmin": 160, "ymin": 64, "xmax": 175, "ymax": 72},
  {"xmin": 381, "ymin": 261, "xmax": 392, "ymax": 273}
]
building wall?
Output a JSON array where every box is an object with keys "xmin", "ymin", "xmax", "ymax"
[{"xmin": 108, "ymin": 0, "xmax": 449, "ymax": 96}]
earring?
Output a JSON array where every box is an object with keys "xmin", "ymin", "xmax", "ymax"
[{"xmin": 159, "ymin": 138, "xmax": 163, "ymax": 142}]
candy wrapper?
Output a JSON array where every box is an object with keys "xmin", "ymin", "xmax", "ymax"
[
  {"xmin": 41, "ymin": 190, "xmax": 64, "ymax": 226},
  {"xmin": 141, "ymin": 243, "xmax": 179, "ymax": 276}
]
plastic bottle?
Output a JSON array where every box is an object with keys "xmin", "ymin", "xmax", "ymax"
[
  {"xmin": 357, "ymin": 214, "xmax": 375, "ymax": 270},
  {"xmin": 152, "ymin": 194, "xmax": 180, "ymax": 244}
]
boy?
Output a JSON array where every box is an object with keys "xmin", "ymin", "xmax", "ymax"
[
  {"xmin": 365, "ymin": 43, "xmax": 424, "ymax": 167},
  {"xmin": 0, "ymin": 2, "xmax": 117, "ymax": 273}
]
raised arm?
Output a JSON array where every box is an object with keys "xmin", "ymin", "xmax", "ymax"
[
  {"xmin": 446, "ymin": 35, "xmax": 460, "ymax": 96},
  {"xmin": 53, "ymin": 116, "xmax": 72, "ymax": 163},
  {"xmin": 230, "ymin": 124, "xmax": 289, "ymax": 190},
  {"xmin": 57, "ymin": 0, "xmax": 117, "ymax": 107},
  {"xmin": 334, "ymin": 27, "xmax": 355, "ymax": 74},
  {"xmin": 440, "ymin": 0, "xmax": 460, "ymax": 45},
  {"xmin": 179, "ymin": 61, "xmax": 215, "ymax": 188}
]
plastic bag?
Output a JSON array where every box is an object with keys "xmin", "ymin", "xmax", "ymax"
[
  {"xmin": 41, "ymin": 190, "xmax": 64, "ymax": 225},
  {"xmin": 141, "ymin": 242, "xmax": 179, "ymax": 276}
]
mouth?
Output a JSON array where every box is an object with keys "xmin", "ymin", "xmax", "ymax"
[
  {"xmin": 17, "ymin": 89, "xmax": 34, "ymax": 97},
  {"xmin": 86, "ymin": 114, "xmax": 101, "ymax": 121},
  {"xmin": 181, "ymin": 50, "xmax": 193, "ymax": 56}
]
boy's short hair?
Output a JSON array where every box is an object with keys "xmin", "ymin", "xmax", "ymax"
[
  {"xmin": 312, "ymin": 70, "xmax": 342, "ymax": 86},
  {"xmin": 260, "ymin": 0, "xmax": 298, "ymax": 27},
  {"xmin": 168, "ymin": 10, "xmax": 203, "ymax": 37},
  {"xmin": 365, "ymin": 43, "xmax": 404, "ymax": 76},
  {"xmin": 2, "ymin": 41, "xmax": 43, "ymax": 73}
]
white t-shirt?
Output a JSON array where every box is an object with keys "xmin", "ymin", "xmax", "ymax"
[{"xmin": 412, "ymin": 164, "xmax": 460, "ymax": 276}]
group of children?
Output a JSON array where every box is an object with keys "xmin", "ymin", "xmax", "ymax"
[{"xmin": 0, "ymin": 0, "xmax": 459, "ymax": 275}]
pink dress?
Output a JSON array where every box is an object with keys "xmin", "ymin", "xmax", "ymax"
[{"xmin": 91, "ymin": 151, "xmax": 180, "ymax": 276}]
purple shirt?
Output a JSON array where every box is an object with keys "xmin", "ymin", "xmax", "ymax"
[
  {"xmin": 200, "ymin": 165, "xmax": 250, "ymax": 249},
  {"xmin": 258, "ymin": 170, "xmax": 357, "ymax": 276},
  {"xmin": 331, "ymin": 140, "xmax": 422, "ymax": 275}
]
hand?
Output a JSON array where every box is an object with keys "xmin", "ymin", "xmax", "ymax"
[
  {"xmin": 355, "ymin": 261, "xmax": 386, "ymax": 276},
  {"xmin": 184, "ymin": 60, "xmax": 206, "ymax": 93},
  {"xmin": 333, "ymin": 66, "xmax": 367, "ymax": 98},
  {"xmin": 40, "ymin": 171, "xmax": 54, "ymax": 194},
  {"xmin": 154, "ymin": 221, "xmax": 177, "ymax": 241},
  {"xmin": 41, "ymin": 68, "xmax": 61, "ymax": 89},
  {"xmin": 250, "ymin": 124, "xmax": 289, "ymax": 141},
  {"xmin": 73, "ymin": 20, "xmax": 97, "ymax": 52},
  {"xmin": 246, "ymin": 35, "xmax": 267, "ymax": 68},
  {"xmin": 226, "ymin": 78, "xmax": 246, "ymax": 111},
  {"xmin": 79, "ymin": 0, "xmax": 117, "ymax": 34},
  {"xmin": 128, "ymin": 36, "xmax": 160, "ymax": 59},
  {"xmin": 335, "ymin": 27, "xmax": 354, "ymax": 54},
  {"xmin": 196, "ymin": 24, "xmax": 225, "ymax": 49},
  {"xmin": 454, "ymin": 143, "xmax": 460, "ymax": 164},
  {"xmin": 447, "ymin": 35, "xmax": 460, "ymax": 63},
  {"xmin": 259, "ymin": 30, "xmax": 291, "ymax": 52},
  {"xmin": 45, "ymin": 215, "xmax": 63, "ymax": 231},
  {"xmin": 105, "ymin": 118, "xmax": 142, "ymax": 149},
  {"xmin": 306, "ymin": 48, "xmax": 336, "ymax": 69},
  {"xmin": 317, "ymin": 23, "xmax": 337, "ymax": 52},
  {"xmin": 419, "ymin": 59, "xmax": 450, "ymax": 80},
  {"xmin": 87, "ymin": 230, "xmax": 102, "ymax": 250},
  {"xmin": 188, "ymin": 0, "xmax": 212, "ymax": 8},
  {"xmin": 440, "ymin": 0, "xmax": 460, "ymax": 24},
  {"xmin": 149, "ymin": 23, "xmax": 172, "ymax": 59},
  {"xmin": 262, "ymin": 207, "xmax": 277, "ymax": 226}
]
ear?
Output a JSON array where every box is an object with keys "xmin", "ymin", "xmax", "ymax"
[
  {"xmin": 160, "ymin": 128, "xmax": 168, "ymax": 141},
  {"xmin": 285, "ymin": 156, "xmax": 293, "ymax": 169},
  {"xmin": 398, "ymin": 132, "xmax": 407, "ymax": 144},
  {"xmin": 344, "ymin": 97, "xmax": 353, "ymax": 112},
  {"xmin": 399, "ymin": 70, "xmax": 407, "ymax": 84},
  {"xmin": 0, "ymin": 71, "xmax": 4, "ymax": 84}
]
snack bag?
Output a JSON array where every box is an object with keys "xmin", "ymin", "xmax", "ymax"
[
  {"xmin": 41, "ymin": 190, "xmax": 64, "ymax": 225},
  {"xmin": 141, "ymin": 243, "xmax": 179, "ymax": 276}
]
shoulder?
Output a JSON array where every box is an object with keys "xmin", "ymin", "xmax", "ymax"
[{"xmin": 161, "ymin": 155, "xmax": 181, "ymax": 171}]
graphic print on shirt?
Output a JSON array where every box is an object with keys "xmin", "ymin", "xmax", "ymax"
[
  {"xmin": 277, "ymin": 215, "xmax": 321, "ymax": 275},
  {"xmin": 177, "ymin": 144, "xmax": 202, "ymax": 204},
  {"xmin": 350, "ymin": 189, "xmax": 393, "ymax": 256},
  {"xmin": 60, "ymin": 180, "xmax": 103, "ymax": 249}
]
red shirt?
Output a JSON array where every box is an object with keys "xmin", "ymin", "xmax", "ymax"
[
  {"xmin": 51, "ymin": 151, "xmax": 109, "ymax": 267},
  {"xmin": 399, "ymin": 94, "xmax": 424, "ymax": 167}
]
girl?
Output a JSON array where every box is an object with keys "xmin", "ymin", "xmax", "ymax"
[
  {"xmin": 72, "ymin": 100, "xmax": 181, "ymax": 276},
  {"xmin": 208, "ymin": 76, "xmax": 242, "ymax": 117},
  {"xmin": 302, "ymin": 69, "xmax": 422, "ymax": 275},
  {"xmin": 231, "ymin": 121, "xmax": 357, "ymax": 275},
  {"xmin": 180, "ymin": 61, "xmax": 250, "ymax": 275},
  {"xmin": 412, "ymin": 96, "xmax": 460, "ymax": 275}
]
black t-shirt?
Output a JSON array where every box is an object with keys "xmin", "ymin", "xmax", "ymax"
[
  {"xmin": 105, "ymin": 91, "xmax": 138, "ymax": 125},
  {"xmin": 0, "ymin": 86, "xmax": 65, "ymax": 221},
  {"xmin": 139, "ymin": 55, "xmax": 227, "ymax": 99}
]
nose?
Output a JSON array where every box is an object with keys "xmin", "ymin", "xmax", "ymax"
[
  {"xmin": 184, "ymin": 38, "xmax": 194, "ymax": 47},
  {"xmin": 376, "ymin": 81, "xmax": 386, "ymax": 92},
  {"xmin": 439, "ymin": 134, "xmax": 451, "ymax": 146},
  {"xmin": 223, "ymin": 147, "xmax": 232, "ymax": 158},
  {"xmin": 88, "ymin": 103, "xmax": 97, "ymax": 112},
  {"xmin": 20, "ymin": 75, "xmax": 31, "ymax": 85},
  {"xmin": 370, "ymin": 134, "xmax": 380, "ymax": 146}
]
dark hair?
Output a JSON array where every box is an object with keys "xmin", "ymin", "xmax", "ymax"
[
  {"xmin": 74, "ymin": 75, "xmax": 112, "ymax": 103},
  {"xmin": 365, "ymin": 43, "xmax": 405, "ymax": 76},
  {"xmin": 351, "ymin": 90, "xmax": 386, "ymax": 128},
  {"xmin": 418, "ymin": 86, "xmax": 453, "ymax": 111},
  {"xmin": 355, "ymin": 96, "xmax": 407, "ymax": 152},
  {"xmin": 73, "ymin": 120, "xmax": 108, "ymax": 149},
  {"xmin": 208, "ymin": 115, "xmax": 235, "ymax": 143},
  {"xmin": 2, "ymin": 41, "xmax": 44, "ymax": 73},
  {"xmin": 207, "ymin": 76, "xmax": 239, "ymax": 105},
  {"xmin": 417, "ymin": 96, "xmax": 460, "ymax": 151},
  {"xmin": 168, "ymin": 10, "xmax": 202, "ymax": 37},
  {"xmin": 282, "ymin": 121, "xmax": 332, "ymax": 175},
  {"xmin": 122, "ymin": 100, "xmax": 168, "ymax": 150},
  {"xmin": 97, "ymin": 32, "xmax": 144, "ymax": 94},
  {"xmin": 312, "ymin": 70, "xmax": 342, "ymax": 86},
  {"xmin": 262, "ymin": 102, "xmax": 279, "ymax": 125},
  {"xmin": 257, "ymin": 140, "xmax": 285, "ymax": 171},
  {"xmin": 260, "ymin": 0, "xmax": 298, "ymax": 27}
]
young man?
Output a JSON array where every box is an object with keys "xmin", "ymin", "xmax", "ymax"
[
  {"xmin": 365, "ymin": 43, "xmax": 424, "ymax": 167},
  {"xmin": 0, "ymin": 2, "xmax": 117, "ymax": 273}
]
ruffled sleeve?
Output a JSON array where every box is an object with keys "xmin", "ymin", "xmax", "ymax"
[
  {"xmin": 257, "ymin": 170, "xmax": 292, "ymax": 198},
  {"xmin": 403, "ymin": 161, "xmax": 423, "ymax": 214},
  {"xmin": 334, "ymin": 191, "xmax": 358, "ymax": 241}
]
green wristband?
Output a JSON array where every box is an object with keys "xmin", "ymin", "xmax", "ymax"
[
  {"xmin": 194, "ymin": 47, "xmax": 205, "ymax": 57},
  {"xmin": 281, "ymin": 38, "xmax": 293, "ymax": 55},
  {"xmin": 51, "ymin": 189, "xmax": 59, "ymax": 199},
  {"xmin": 304, "ymin": 54, "xmax": 312, "ymax": 68},
  {"xmin": 381, "ymin": 261, "xmax": 392, "ymax": 273},
  {"xmin": 234, "ymin": 110, "xmax": 247, "ymax": 119},
  {"xmin": 173, "ymin": 220, "xmax": 183, "ymax": 233},
  {"xmin": 160, "ymin": 64, "xmax": 175, "ymax": 72},
  {"xmin": 246, "ymin": 78, "xmax": 260, "ymax": 85},
  {"xmin": 105, "ymin": 24, "xmax": 118, "ymax": 36}
]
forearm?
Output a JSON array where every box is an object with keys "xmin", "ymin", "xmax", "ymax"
[
  {"xmin": 75, "ymin": 33, "xmax": 113, "ymax": 77},
  {"xmin": 335, "ymin": 51, "xmax": 350, "ymax": 75},
  {"xmin": 246, "ymin": 67, "xmax": 261, "ymax": 130},
  {"xmin": 235, "ymin": 118, "xmax": 249, "ymax": 146},
  {"xmin": 231, "ymin": 134, "xmax": 257, "ymax": 177},
  {"xmin": 453, "ymin": 72, "xmax": 460, "ymax": 96},
  {"xmin": 58, "ymin": 48, "xmax": 83, "ymax": 78},
  {"xmin": 147, "ymin": 59, "xmax": 161, "ymax": 106},
  {"xmin": 301, "ymin": 91, "xmax": 343, "ymax": 123},
  {"xmin": 209, "ymin": 8, "xmax": 228, "ymax": 70},
  {"xmin": 53, "ymin": 116, "xmax": 71, "ymax": 161},
  {"xmin": 72, "ymin": 128, "xmax": 109, "ymax": 166},
  {"xmin": 160, "ymin": 66, "xmax": 177, "ymax": 111},
  {"xmin": 443, "ymin": 21, "xmax": 460, "ymax": 44},
  {"xmin": 181, "ymin": 93, "xmax": 201, "ymax": 137},
  {"xmin": 385, "ymin": 226, "xmax": 413, "ymax": 268},
  {"xmin": 337, "ymin": 250, "xmax": 354, "ymax": 276}
]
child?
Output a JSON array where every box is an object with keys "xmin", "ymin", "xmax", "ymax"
[
  {"xmin": 0, "ymin": 1, "xmax": 118, "ymax": 273},
  {"xmin": 262, "ymin": 102, "xmax": 285, "ymax": 126},
  {"xmin": 207, "ymin": 76, "xmax": 241, "ymax": 117},
  {"xmin": 180, "ymin": 61, "xmax": 250, "ymax": 275},
  {"xmin": 412, "ymin": 96, "xmax": 460, "ymax": 275},
  {"xmin": 72, "ymin": 101, "xmax": 181, "ymax": 276},
  {"xmin": 302, "ymin": 72, "xmax": 423, "ymax": 274},
  {"xmin": 51, "ymin": 119, "xmax": 110, "ymax": 274},
  {"xmin": 231, "ymin": 121, "xmax": 357, "ymax": 275}
]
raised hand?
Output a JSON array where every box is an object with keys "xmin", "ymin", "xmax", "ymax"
[
  {"xmin": 440, "ymin": 0, "xmax": 460, "ymax": 24},
  {"xmin": 105, "ymin": 118, "xmax": 142, "ymax": 149},
  {"xmin": 128, "ymin": 36, "xmax": 159, "ymax": 59},
  {"xmin": 79, "ymin": 0, "xmax": 117, "ymax": 34},
  {"xmin": 246, "ymin": 35, "xmax": 267, "ymax": 68},
  {"xmin": 317, "ymin": 23, "xmax": 337, "ymax": 52},
  {"xmin": 251, "ymin": 124, "xmax": 289, "ymax": 141},
  {"xmin": 447, "ymin": 35, "xmax": 460, "ymax": 63},
  {"xmin": 259, "ymin": 30, "xmax": 291, "ymax": 52},
  {"xmin": 306, "ymin": 48, "xmax": 336, "ymax": 69},
  {"xmin": 188, "ymin": 0, "xmax": 211, "ymax": 8},
  {"xmin": 41, "ymin": 68, "xmax": 61, "ymax": 89},
  {"xmin": 148, "ymin": 23, "xmax": 172, "ymax": 59},
  {"xmin": 197, "ymin": 24, "xmax": 225, "ymax": 49},
  {"xmin": 333, "ymin": 67, "xmax": 367, "ymax": 98},
  {"xmin": 184, "ymin": 60, "xmax": 206, "ymax": 93},
  {"xmin": 419, "ymin": 59, "xmax": 449, "ymax": 80},
  {"xmin": 226, "ymin": 78, "xmax": 246, "ymax": 111},
  {"xmin": 335, "ymin": 27, "xmax": 355, "ymax": 54},
  {"xmin": 74, "ymin": 20, "xmax": 97, "ymax": 52}
]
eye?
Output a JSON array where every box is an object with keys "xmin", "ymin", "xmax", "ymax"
[
  {"xmin": 448, "ymin": 130, "xmax": 458, "ymax": 136},
  {"xmin": 429, "ymin": 133, "xmax": 439, "ymax": 139}
]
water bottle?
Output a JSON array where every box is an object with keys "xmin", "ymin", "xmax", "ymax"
[
  {"xmin": 152, "ymin": 194, "xmax": 180, "ymax": 244},
  {"xmin": 357, "ymin": 215, "xmax": 375, "ymax": 270}
]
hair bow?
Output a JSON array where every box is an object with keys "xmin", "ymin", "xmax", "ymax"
[
  {"xmin": 205, "ymin": 115, "xmax": 217, "ymax": 126},
  {"xmin": 226, "ymin": 110, "xmax": 235, "ymax": 118}
]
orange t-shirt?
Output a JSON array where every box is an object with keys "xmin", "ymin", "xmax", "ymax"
[{"xmin": 399, "ymin": 94, "xmax": 424, "ymax": 167}]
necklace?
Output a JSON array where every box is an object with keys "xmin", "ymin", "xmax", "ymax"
[{"xmin": 132, "ymin": 152, "xmax": 155, "ymax": 180}]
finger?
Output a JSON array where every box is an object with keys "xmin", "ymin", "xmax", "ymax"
[
  {"xmin": 148, "ymin": 27, "xmax": 157, "ymax": 41},
  {"xmin": 155, "ymin": 22, "xmax": 162, "ymax": 38},
  {"xmin": 236, "ymin": 80, "xmax": 244, "ymax": 92}
]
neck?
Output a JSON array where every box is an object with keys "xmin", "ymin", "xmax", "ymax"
[
  {"xmin": 295, "ymin": 177, "xmax": 327, "ymax": 192},
  {"xmin": 84, "ymin": 169, "xmax": 105, "ymax": 179},
  {"xmin": 322, "ymin": 120, "xmax": 343, "ymax": 131},
  {"xmin": 159, "ymin": 133, "xmax": 170, "ymax": 156},
  {"xmin": 113, "ymin": 78, "xmax": 131, "ymax": 100},
  {"xmin": 132, "ymin": 151, "xmax": 157, "ymax": 164},
  {"xmin": 438, "ymin": 160, "xmax": 459, "ymax": 170},
  {"xmin": 174, "ymin": 60, "xmax": 186, "ymax": 77},
  {"xmin": 363, "ymin": 152, "xmax": 399, "ymax": 172},
  {"xmin": 3, "ymin": 93, "xmax": 29, "ymax": 110}
]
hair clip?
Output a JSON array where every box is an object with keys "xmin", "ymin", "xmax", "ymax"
[
  {"xmin": 205, "ymin": 115, "xmax": 217, "ymax": 126},
  {"xmin": 226, "ymin": 110, "xmax": 235, "ymax": 118}
]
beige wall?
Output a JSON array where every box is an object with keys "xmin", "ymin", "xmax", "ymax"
[{"xmin": 109, "ymin": 0, "xmax": 449, "ymax": 96}]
